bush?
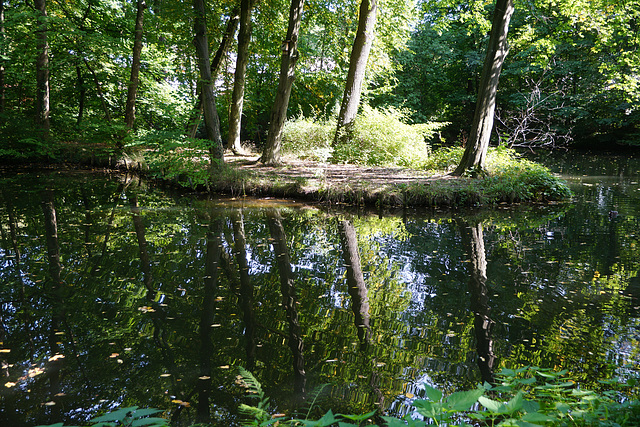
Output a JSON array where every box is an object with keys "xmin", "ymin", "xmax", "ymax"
[
  {"xmin": 332, "ymin": 106, "xmax": 439, "ymax": 168},
  {"xmin": 281, "ymin": 116, "xmax": 334, "ymax": 162},
  {"xmin": 281, "ymin": 107, "xmax": 445, "ymax": 168}
]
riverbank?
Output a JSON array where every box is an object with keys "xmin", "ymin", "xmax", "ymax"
[{"xmin": 134, "ymin": 149, "xmax": 572, "ymax": 208}]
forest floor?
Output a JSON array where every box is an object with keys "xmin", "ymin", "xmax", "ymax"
[{"xmin": 215, "ymin": 153, "xmax": 467, "ymax": 208}]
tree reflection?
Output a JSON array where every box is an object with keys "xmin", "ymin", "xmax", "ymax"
[
  {"xmin": 266, "ymin": 209, "xmax": 306, "ymax": 395},
  {"xmin": 40, "ymin": 189, "xmax": 64, "ymax": 421},
  {"xmin": 232, "ymin": 210, "xmax": 257, "ymax": 369},
  {"xmin": 338, "ymin": 220, "xmax": 371, "ymax": 349},
  {"xmin": 457, "ymin": 219, "xmax": 496, "ymax": 385}
]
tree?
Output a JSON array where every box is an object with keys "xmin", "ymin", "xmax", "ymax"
[
  {"xmin": 333, "ymin": 0, "xmax": 377, "ymax": 145},
  {"xmin": 193, "ymin": 0, "xmax": 225, "ymax": 165},
  {"xmin": 228, "ymin": 0, "xmax": 255, "ymax": 155},
  {"xmin": 34, "ymin": 0, "xmax": 50, "ymax": 136},
  {"xmin": 453, "ymin": 0, "xmax": 514, "ymax": 176},
  {"xmin": 124, "ymin": 0, "xmax": 146, "ymax": 131},
  {"xmin": 0, "ymin": 0, "xmax": 5, "ymax": 113},
  {"xmin": 260, "ymin": 0, "xmax": 305, "ymax": 165},
  {"xmin": 186, "ymin": 9, "xmax": 240, "ymax": 139}
]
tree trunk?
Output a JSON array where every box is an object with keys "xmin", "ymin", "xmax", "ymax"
[
  {"xmin": 453, "ymin": 0, "xmax": 514, "ymax": 176},
  {"xmin": 186, "ymin": 10, "xmax": 239, "ymax": 138},
  {"xmin": 260, "ymin": 0, "xmax": 304, "ymax": 165},
  {"xmin": 83, "ymin": 58, "xmax": 112, "ymax": 122},
  {"xmin": 34, "ymin": 0, "xmax": 50, "ymax": 136},
  {"xmin": 0, "ymin": 0, "xmax": 5, "ymax": 113},
  {"xmin": 193, "ymin": 0, "xmax": 225, "ymax": 165},
  {"xmin": 338, "ymin": 220, "xmax": 371, "ymax": 348},
  {"xmin": 76, "ymin": 65, "xmax": 85, "ymax": 125},
  {"xmin": 124, "ymin": 0, "xmax": 146, "ymax": 130},
  {"xmin": 228, "ymin": 0, "xmax": 254, "ymax": 155},
  {"xmin": 333, "ymin": 0, "xmax": 377, "ymax": 146}
]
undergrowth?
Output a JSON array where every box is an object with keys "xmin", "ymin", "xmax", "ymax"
[{"xmin": 38, "ymin": 365, "xmax": 639, "ymax": 426}]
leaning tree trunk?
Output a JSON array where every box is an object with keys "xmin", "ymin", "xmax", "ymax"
[
  {"xmin": 453, "ymin": 0, "xmax": 514, "ymax": 176},
  {"xmin": 193, "ymin": 0, "xmax": 225, "ymax": 165},
  {"xmin": 34, "ymin": 0, "xmax": 50, "ymax": 137},
  {"xmin": 260, "ymin": 0, "xmax": 304, "ymax": 165},
  {"xmin": 333, "ymin": 0, "xmax": 377, "ymax": 146},
  {"xmin": 228, "ymin": 0, "xmax": 255, "ymax": 155},
  {"xmin": 186, "ymin": 10, "xmax": 239, "ymax": 138},
  {"xmin": 124, "ymin": 0, "xmax": 146, "ymax": 131}
]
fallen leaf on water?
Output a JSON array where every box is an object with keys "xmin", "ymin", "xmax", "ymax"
[{"xmin": 4, "ymin": 382, "xmax": 16, "ymax": 388}]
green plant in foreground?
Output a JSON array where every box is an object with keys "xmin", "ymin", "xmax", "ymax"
[{"xmin": 36, "ymin": 406, "xmax": 168, "ymax": 427}]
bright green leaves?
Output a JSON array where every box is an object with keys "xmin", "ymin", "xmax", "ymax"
[{"xmin": 413, "ymin": 385, "xmax": 484, "ymax": 425}]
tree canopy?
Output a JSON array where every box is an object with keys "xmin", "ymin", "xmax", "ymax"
[{"xmin": 0, "ymin": 0, "xmax": 638, "ymax": 164}]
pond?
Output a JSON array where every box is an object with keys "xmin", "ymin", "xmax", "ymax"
[{"xmin": 1, "ymin": 152, "xmax": 639, "ymax": 426}]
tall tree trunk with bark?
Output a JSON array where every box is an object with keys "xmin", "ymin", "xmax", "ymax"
[
  {"xmin": 228, "ymin": 0, "xmax": 254, "ymax": 155},
  {"xmin": 0, "ymin": 0, "xmax": 5, "ymax": 113},
  {"xmin": 186, "ymin": 10, "xmax": 239, "ymax": 138},
  {"xmin": 124, "ymin": 0, "xmax": 146, "ymax": 131},
  {"xmin": 193, "ymin": 0, "xmax": 225, "ymax": 165},
  {"xmin": 453, "ymin": 0, "xmax": 514, "ymax": 176},
  {"xmin": 34, "ymin": 0, "xmax": 50, "ymax": 136},
  {"xmin": 260, "ymin": 0, "xmax": 304, "ymax": 165},
  {"xmin": 333, "ymin": 0, "xmax": 377, "ymax": 146}
]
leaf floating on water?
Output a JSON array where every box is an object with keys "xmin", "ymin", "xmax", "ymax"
[
  {"xmin": 172, "ymin": 399, "xmax": 190, "ymax": 407},
  {"xmin": 4, "ymin": 382, "xmax": 16, "ymax": 388},
  {"xmin": 109, "ymin": 353, "xmax": 119, "ymax": 358},
  {"xmin": 43, "ymin": 401, "xmax": 56, "ymax": 406},
  {"xmin": 0, "ymin": 349, "xmax": 10, "ymax": 353},
  {"xmin": 219, "ymin": 365, "xmax": 230, "ymax": 369},
  {"xmin": 28, "ymin": 368, "xmax": 44, "ymax": 378},
  {"xmin": 138, "ymin": 306, "xmax": 156, "ymax": 313},
  {"xmin": 160, "ymin": 373, "xmax": 171, "ymax": 377},
  {"xmin": 48, "ymin": 354, "xmax": 64, "ymax": 362},
  {"xmin": 199, "ymin": 376, "xmax": 211, "ymax": 380}
]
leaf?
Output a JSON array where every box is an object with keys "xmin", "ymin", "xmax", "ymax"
[
  {"xmin": 130, "ymin": 409, "xmax": 163, "ymax": 418},
  {"xmin": 478, "ymin": 396, "xmax": 503, "ymax": 413},
  {"xmin": 505, "ymin": 391, "xmax": 524, "ymax": 414},
  {"xmin": 131, "ymin": 417, "xmax": 169, "ymax": 426},
  {"xmin": 338, "ymin": 409, "xmax": 377, "ymax": 421},
  {"xmin": 522, "ymin": 412, "xmax": 558, "ymax": 423},
  {"xmin": 446, "ymin": 388, "xmax": 484, "ymax": 411},
  {"xmin": 413, "ymin": 400, "xmax": 442, "ymax": 419},
  {"xmin": 90, "ymin": 407, "xmax": 138, "ymax": 422},
  {"xmin": 423, "ymin": 384, "xmax": 443, "ymax": 402},
  {"xmin": 521, "ymin": 400, "xmax": 540, "ymax": 413}
]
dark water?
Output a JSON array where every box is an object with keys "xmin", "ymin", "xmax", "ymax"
[{"xmin": 1, "ymin": 153, "xmax": 639, "ymax": 426}]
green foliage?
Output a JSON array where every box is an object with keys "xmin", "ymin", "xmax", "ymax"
[
  {"xmin": 36, "ymin": 406, "xmax": 168, "ymax": 427},
  {"xmin": 236, "ymin": 366, "xmax": 640, "ymax": 426},
  {"xmin": 282, "ymin": 116, "xmax": 335, "ymax": 162},
  {"xmin": 332, "ymin": 106, "xmax": 443, "ymax": 168}
]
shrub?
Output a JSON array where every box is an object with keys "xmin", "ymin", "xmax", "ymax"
[
  {"xmin": 332, "ymin": 105, "xmax": 439, "ymax": 168},
  {"xmin": 281, "ymin": 116, "xmax": 334, "ymax": 162}
]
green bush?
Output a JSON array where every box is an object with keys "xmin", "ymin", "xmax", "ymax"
[
  {"xmin": 332, "ymin": 106, "xmax": 439, "ymax": 168},
  {"xmin": 281, "ymin": 107, "xmax": 444, "ymax": 168},
  {"xmin": 281, "ymin": 116, "xmax": 334, "ymax": 162}
]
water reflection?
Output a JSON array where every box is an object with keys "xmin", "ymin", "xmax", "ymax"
[{"xmin": 0, "ymin": 162, "xmax": 639, "ymax": 426}]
